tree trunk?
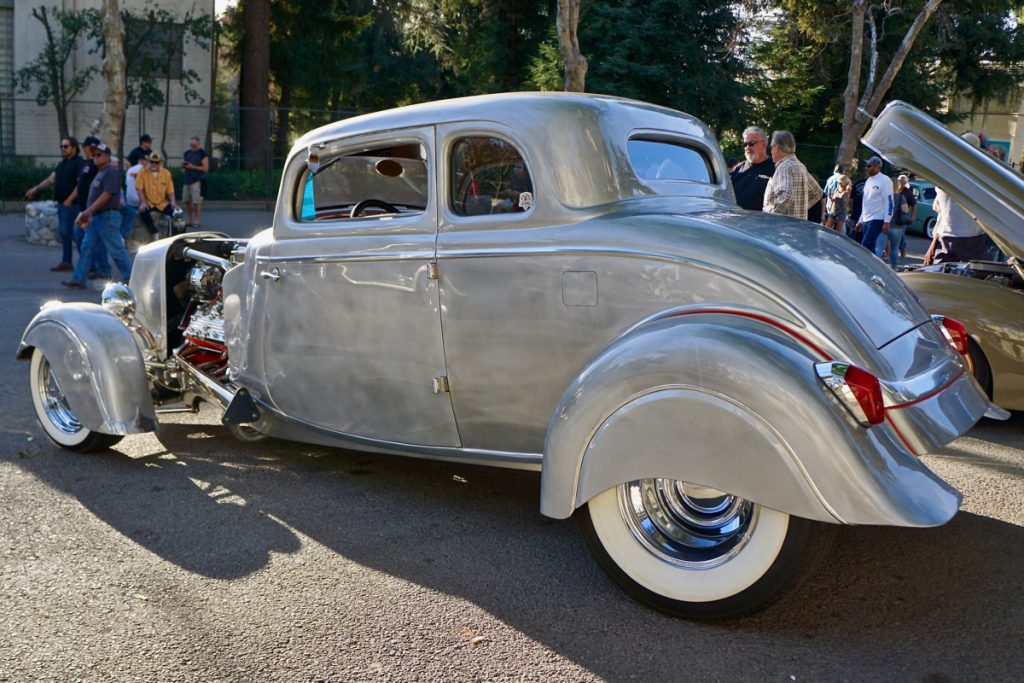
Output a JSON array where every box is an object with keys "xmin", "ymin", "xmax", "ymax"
[
  {"xmin": 99, "ymin": 0, "xmax": 126, "ymax": 159},
  {"xmin": 239, "ymin": 0, "xmax": 270, "ymax": 170},
  {"xmin": 556, "ymin": 0, "xmax": 587, "ymax": 92},
  {"xmin": 205, "ymin": 19, "xmax": 218, "ymax": 156},
  {"xmin": 837, "ymin": 0, "xmax": 942, "ymax": 169}
]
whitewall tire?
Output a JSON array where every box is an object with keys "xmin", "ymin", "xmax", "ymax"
[{"xmin": 577, "ymin": 479, "xmax": 820, "ymax": 619}]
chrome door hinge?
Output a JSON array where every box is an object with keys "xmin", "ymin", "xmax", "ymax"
[
  {"xmin": 428, "ymin": 262, "xmax": 439, "ymax": 280},
  {"xmin": 431, "ymin": 376, "xmax": 449, "ymax": 394}
]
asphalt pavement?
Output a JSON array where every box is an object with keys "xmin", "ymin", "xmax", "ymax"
[{"xmin": 0, "ymin": 210, "xmax": 1021, "ymax": 682}]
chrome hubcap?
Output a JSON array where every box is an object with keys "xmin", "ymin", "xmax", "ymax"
[
  {"xmin": 36, "ymin": 356, "xmax": 83, "ymax": 435},
  {"xmin": 617, "ymin": 479, "xmax": 758, "ymax": 568}
]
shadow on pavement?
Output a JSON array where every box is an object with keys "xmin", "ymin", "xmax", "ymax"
[{"xmin": 11, "ymin": 418, "xmax": 1024, "ymax": 681}]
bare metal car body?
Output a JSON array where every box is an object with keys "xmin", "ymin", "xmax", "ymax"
[
  {"xmin": 19, "ymin": 93, "xmax": 999, "ymax": 618},
  {"xmin": 863, "ymin": 101, "xmax": 1024, "ymax": 410}
]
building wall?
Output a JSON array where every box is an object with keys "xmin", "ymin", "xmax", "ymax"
[
  {"xmin": 947, "ymin": 86, "xmax": 1023, "ymax": 169},
  {"xmin": 12, "ymin": 0, "xmax": 214, "ymax": 166}
]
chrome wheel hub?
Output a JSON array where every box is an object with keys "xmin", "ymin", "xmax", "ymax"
[
  {"xmin": 36, "ymin": 356, "xmax": 82, "ymax": 435},
  {"xmin": 617, "ymin": 479, "xmax": 758, "ymax": 568}
]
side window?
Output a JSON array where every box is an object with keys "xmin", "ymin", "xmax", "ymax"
[
  {"xmin": 628, "ymin": 138, "xmax": 715, "ymax": 184},
  {"xmin": 296, "ymin": 142, "xmax": 428, "ymax": 222},
  {"xmin": 450, "ymin": 137, "xmax": 533, "ymax": 216}
]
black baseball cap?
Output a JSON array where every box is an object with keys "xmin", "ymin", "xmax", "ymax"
[
  {"xmin": 140, "ymin": 134, "xmax": 152, "ymax": 143},
  {"xmin": 82, "ymin": 136, "xmax": 101, "ymax": 147}
]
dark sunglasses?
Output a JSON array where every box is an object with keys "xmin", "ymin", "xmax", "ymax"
[
  {"xmin": 60, "ymin": 144, "xmax": 71, "ymax": 148},
  {"xmin": 742, "ymin": 141, "xmax": 762, "ymax": 148}
]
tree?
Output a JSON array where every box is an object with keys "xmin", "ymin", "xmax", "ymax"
[
  {"xmin": 837, "ymin": 0, "xmax": 942, "ymax": 168},
  {"xmin": 15, "ymin": 6, "xmax": 100, "ymax": 139},
  {"xmin": 99, "ymin": 0, "xmax": 126, "ymax": 159},
  {"xmin": 239, "ymin": 0, "xmax": 271, "ymax": 170},
  {"xmin": 557, "ymin": 0, "xmax": 587, "ymax": 91}
]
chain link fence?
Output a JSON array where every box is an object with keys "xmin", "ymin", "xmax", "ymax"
[{"xmin": 0, "ymin": 95, "xmax": 359, "ymax": 204}]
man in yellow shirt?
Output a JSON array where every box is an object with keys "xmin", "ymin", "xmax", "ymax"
[{"xmin": 136, "ymin": 151, "xmax": 178, "ymax": 237}]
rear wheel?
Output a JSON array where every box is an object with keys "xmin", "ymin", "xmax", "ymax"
[
  {"xmin": 577, "ymin": 479, "xmax": 820, "ymax": 619},
  {"xmin": 29, "ymin": 348, "xmax": 123, "ymax": 452}
]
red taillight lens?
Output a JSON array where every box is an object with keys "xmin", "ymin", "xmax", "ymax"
[
  {"xmin": 842, "ymin": 365, "xmax": 885, "ymax": 425},
  {"xmin": 816, "ymin": 362, "xmax": 886, "ymax": 426},
  {"xmin": 936, "ymin": 316, "xmax": 969, "ymax": 355}
]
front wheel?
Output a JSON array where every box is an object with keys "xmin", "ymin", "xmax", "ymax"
[
  {"xmin": 577, "ymin": 479, "xmax": 820, "ymax": 619},
  {"xmin": 924, "ymin": 216, "xmax": 936, "ymax": 239},
  {"xmin": 29, "ymin": 348, "xmax": 123, "ymax": 452}
]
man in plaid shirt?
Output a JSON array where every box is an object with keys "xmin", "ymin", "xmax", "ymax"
[{"xmin": 763, "ymin": 130, "xmax": 822, "ymax": 219}]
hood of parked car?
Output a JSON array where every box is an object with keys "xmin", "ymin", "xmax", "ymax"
[{"xmin": 862, "ymin": 100, "xmax": 1024, "ymax": 261}]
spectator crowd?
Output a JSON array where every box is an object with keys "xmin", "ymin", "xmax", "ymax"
[
  {"xmin": 24, "ymin": 133, "xmax": 209, "ymax": 289},
  {"xmin": 728, "ymin": 125, "xmax": 1001, "ymax": 268}
]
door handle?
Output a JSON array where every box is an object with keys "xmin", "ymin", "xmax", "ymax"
[{"xmin": 260, "ymin": 267, "xmax": 281, "ymax": 282}]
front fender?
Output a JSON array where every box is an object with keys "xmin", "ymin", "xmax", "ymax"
[
  {"xmin": 539, "ymin": 314, "xmax": 961, "ymax": 527},
  {"xmin": 17, "ymin": 302, "xmax": 156, "ymax": 435}
]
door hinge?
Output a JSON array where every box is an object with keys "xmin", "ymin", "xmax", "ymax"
[
  {"xmin": 428, "ymin": 262, "xmax": 439, "ymax": 280},
  {"xmin": 431, "ymin": 376, "xmax": 449, "ymax": 394}
]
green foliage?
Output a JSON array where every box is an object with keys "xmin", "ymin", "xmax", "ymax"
[
  {"xmin": 15, "ymin": 6, "xmax": 101, "ymax": 136},
  {"xmin": 578, "ymin": 0, "xmax": 749, "ymax": 133},
  {"xmin": 404, "ymin": 0, "xmax": 555, "ymax": 96},
  {"xmin": 0, "ymin": 160, "xmax": 55, "ymax": 202},
  {"xmin": 749, "ymin": 0, "xmax": 1024, "ymax": 144}
]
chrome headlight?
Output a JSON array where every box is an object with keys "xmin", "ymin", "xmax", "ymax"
[{"xmin": 101, "ymin": 282, "xmax": 136, "ymax": 321}]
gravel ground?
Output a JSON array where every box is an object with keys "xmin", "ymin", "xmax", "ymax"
[{"xmin": 0, "ymin": 211, "xmax": 1021, "ymax": 682}]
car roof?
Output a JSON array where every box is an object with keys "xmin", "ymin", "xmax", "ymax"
[{"xmin": 292, "ymin": 92, "xmax": 707, "ymax": 151}]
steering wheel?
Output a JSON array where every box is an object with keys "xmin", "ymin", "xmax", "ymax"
[{"xmin": 350, "ymin": 198, "xmax": 399, "ymax": 218}]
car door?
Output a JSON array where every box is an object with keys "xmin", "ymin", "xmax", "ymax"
[{"xmin": 252, "ymin": 127, "xmax": 460, "ymax": 447}]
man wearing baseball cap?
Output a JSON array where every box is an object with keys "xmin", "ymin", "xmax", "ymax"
[
  {"xmin": 855, "ymin": 156, "xmax": 894, "ymax": 254},
  {"xmin": 62, "ymin": 143, "xmax": 132, "ymax": 288},
  {"xmin": 66, "ymin": 136, "xmax": 111, "ymax": 279}
]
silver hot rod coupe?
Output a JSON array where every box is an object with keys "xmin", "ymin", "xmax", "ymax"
[{"xmin": 19, "ymin": 93, "xmax": 1005, "ymax": 619}]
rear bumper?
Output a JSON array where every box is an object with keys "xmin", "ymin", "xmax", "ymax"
[{"xmin": 883, "ymin": 370, "xmax": 990, "ymax": 456}]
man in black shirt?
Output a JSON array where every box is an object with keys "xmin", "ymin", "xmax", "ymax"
[
  {"xmin": 70, "ymin": 136, "xmax": 110, "ymax": 279},
  {"xmin": 24, "ymin": 136, "xmax": 85, "ymax": 271},
  {"xmin": 125, "ymin": 133, "xmax": 153, "ymax": 169},
  {"xmin": 729, "ymin": 126, "xmax": 776, "ymax": 211}
]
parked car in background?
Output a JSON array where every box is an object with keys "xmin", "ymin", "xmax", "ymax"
[
  {"xmin": 909, "ymin": 180, "xmax": 938, "ymax": 238},
  {"xmin": 19, "ymin": 93, "xmax": 999, "ymax": 620},
  {"xmin": 865, "ymin": 100, "xmax": 1024, "ymax": 412}
]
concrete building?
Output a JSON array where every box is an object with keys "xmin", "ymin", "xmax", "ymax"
[
  {"xmin": 947, "ymin": 86, "xmax": 1024, "ymax": 170},
  {"xmin": 1, "ymin": 0, "xmax": 214, "ymax": 166}
]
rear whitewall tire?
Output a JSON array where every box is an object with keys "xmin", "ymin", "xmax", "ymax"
[{"xmin": 577, "ymin": 481, "xmax": 819, "ymax": 619}]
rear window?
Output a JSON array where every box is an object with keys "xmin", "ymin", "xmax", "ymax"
[
  {"xmin": 450, "ymin": 137, "xmax": 533, "ymax": 216},
  {"xmin": 628, "ymin": 139, "xmax": 715, "ymax": 184}
]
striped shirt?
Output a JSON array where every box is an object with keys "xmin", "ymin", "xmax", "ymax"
[{"xmin": 763, "ymin": 154, "xmax": 823, "ymax": 219}]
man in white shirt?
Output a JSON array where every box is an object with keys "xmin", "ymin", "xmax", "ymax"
[
  {"xmin": 855, "ymin": 156, "xmax": 893, "ymax": 252},
  {"xmin": 120, "ymin": 161, "xmax": 144, "ymax": 239},
  {"xmin": 923, "ymin": 133, "xmax": 992, "ymax": 265}
]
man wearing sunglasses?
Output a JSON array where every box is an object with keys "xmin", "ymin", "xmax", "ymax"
[
  {"xmin": 729, "ymin": 126, "xmax": 775, "ymax": 211},
  {"xmin": 136, "ymin": 151, "xmax": 178, "ymax": 237},
  {"xmin": 24, "ymin": 137, "xmax": 85, "ymax": 271}
]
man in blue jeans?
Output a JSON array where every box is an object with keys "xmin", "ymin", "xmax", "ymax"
[
  {"xmin": 62, "ymin": 144, "xmax": 132, "ymax": 289},
  {"xmin": 855, "ymin": 156, "xmax": 894, "ymax": 254},
  {"xmin": 24, "ymin": 136, "xmax": 85, "ymax": 271}
]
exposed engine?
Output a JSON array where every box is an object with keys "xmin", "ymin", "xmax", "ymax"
[
  {"xmin": 914, "ymin": 258, "xmax": 1024, "ymax": 291},
  {"xmin": 179, "ymin": 262, "xmax": 228, "ymax": 379},
  {"xmin": 164, "ymin": 239, "xmax": 242, "ymax": 393}
]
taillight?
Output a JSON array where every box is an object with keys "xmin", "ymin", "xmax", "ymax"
[
  {"xmin": 815, "ymin": 362, "xmax": 885, "ymax": 426},
  {"xmin": 931, "ymin": 315, "xmax": 969, "ymax": 355}
]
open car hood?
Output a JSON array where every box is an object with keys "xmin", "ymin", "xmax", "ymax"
[{"xmin": 862, "ymin": 100, "xmax": 1024, "ymax": 261}]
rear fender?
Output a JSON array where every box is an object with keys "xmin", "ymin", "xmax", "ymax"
[
  {"xmin": 17, "ymin": 302, "xmax": 156, "ymax": 435},
  {"xmin": 539, "ymin": 314, "xmax": 962, "ymax": 527}
]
